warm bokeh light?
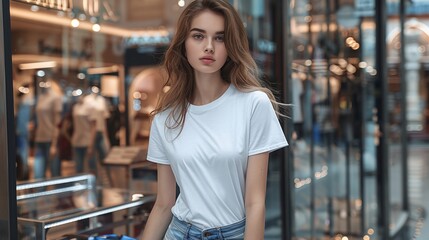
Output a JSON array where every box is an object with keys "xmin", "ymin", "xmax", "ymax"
[
  {"xmin": 92, "ymin": 23, "xmax": 101, "ymax": 32},
  {"xmin": 71, "ymin": 18, "xmax": 79, "ymax": 28},
  {"xmin": 133, "ymin": 92, "xmax": 142, "ymax": 99}
]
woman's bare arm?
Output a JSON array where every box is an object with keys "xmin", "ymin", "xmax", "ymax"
[
  {"xmin": 141, "ymin": 164, "xmax": 177, "ymax": 240},
  {"xmin": 244, "ymin": 152, "xmax": 269, "ymax": 240}
]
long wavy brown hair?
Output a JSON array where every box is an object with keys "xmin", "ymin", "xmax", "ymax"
[{"xmin": 153, "ymin": 0, "xmax": 280, "ymax": 130}]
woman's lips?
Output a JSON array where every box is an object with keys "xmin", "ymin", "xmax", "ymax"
[{"xmin": 200, "ymin": 56, "xmax": 215, "ymax": 64}]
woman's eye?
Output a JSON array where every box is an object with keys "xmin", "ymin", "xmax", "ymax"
[
  {"xmin": 215, "ymin": 35, "xmax": 224, "ymax": 42},
  {"xmin": 192, "ymin": 34, "xmax": 204, "ymax": 40}
]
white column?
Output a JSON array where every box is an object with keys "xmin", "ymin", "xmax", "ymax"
[{"xmin": 404, "ymin": 29, "xmax": 423, "ymax": 131}]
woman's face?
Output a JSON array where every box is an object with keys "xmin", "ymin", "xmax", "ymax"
[{"xmin": 185, "ymin": 10, "xmax": 228, "ymax": 76}]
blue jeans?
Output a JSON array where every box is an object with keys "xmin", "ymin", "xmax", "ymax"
[
  {"xmin": 88, "ymin": 132, "xmax": 107, "ymax": 177},
  {"xmin": 34, "ymin": 142, "xmax": 61, "ymax": 179},
  {"xmin": 164, "ymin": 215, "xmax": 245, "ymax": 240},
  {"xmin": 73, "ymin": 147, "xmax": 88, "ymax": 173},
  {"xmin": 16, "ymin": 134, "xmax": 29, "ymax": 177}
]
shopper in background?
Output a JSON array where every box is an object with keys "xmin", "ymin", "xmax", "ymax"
[
  {"xmin": 141, "ymin": 0, "xmax": 288, "ymax": 239},
  {"xmin": 84, "ymin": 86, "xmax": 110, "ymax": 180},
  {"xmin": 71, "ymin": 95, "xmax": 94, "ymax": 174},
  {"xmin": 33, "ymin": 80, "xmax": 62, "ymax": 179},
  {"xmin": 15, "ymin": 85, "xmax": 34, "ymax": 180}
]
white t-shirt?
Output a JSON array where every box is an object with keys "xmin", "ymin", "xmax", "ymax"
[
  {"xmin": 147, "ymin": 84, "xmax": 288, "ymax": 229},
  {"xmin": 71, "ymin": 102, "xmax": 94, "ymax": 147},
  {"xmin": 83, "ymin": 94, "xmax": 110, "ymax": 132},
  {"xmin": 35, "ymin": 90, "xmax": 62, "ymax": 143}
]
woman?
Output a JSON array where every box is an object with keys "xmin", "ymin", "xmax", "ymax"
[{"xmin": 141, "ymin": 0, "xmax": 288, "ymax": 239}]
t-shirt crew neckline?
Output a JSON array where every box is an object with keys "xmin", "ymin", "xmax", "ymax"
[{"xmin": 188, "ymin": 84, "xmax": 233, "ymax": 114}]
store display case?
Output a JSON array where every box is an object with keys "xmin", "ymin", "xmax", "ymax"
[
  {"xmin": 103, "ymin": 146, "xmax": 155, "ymax": 192},
  {"xmin": 16, "ymin": 174, "xmax": 155, "ymax": 239}
]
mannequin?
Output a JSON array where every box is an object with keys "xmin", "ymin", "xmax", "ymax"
[
  {"xmin": 83, "ymin": 86, "xmax": 110, "ymax": 178},
  {"xmin": 33, "ymin": 80, "xmax": 62, "ymax": 179},
  {"xmin": 71, "ymin": 95, "xmax": 94, "ymax": 173}
]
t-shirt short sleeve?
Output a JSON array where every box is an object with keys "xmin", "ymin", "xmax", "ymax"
[
  {"xmin": 248, "ymin": 92, "xmax": 288, "ymax": 156},
  {"xmin": 147, "ymin": 115, "xmax": 170, "ymax": 165}
]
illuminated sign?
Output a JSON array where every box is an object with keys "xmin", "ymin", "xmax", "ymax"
[
  {"xmin": 125, "ymin": 35, "xmax": 171, "ymax": 47},
  {"xmin": 14, "ymin": 0, "xmax": 119, "ymax": 22},
  {"xmin": 14, "ymin": 0, "xmax": 73, "ymax": 11}
]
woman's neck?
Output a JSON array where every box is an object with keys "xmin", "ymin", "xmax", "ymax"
[{"xmin": 192, "ymin": 74, "xmax": 229, "ymax": 106}]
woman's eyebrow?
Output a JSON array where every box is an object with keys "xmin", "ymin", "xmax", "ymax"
[{"xmin": 190, "ymin": 28, "xmax": 224, "ymax": 35}]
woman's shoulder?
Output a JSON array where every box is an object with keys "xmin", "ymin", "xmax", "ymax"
[
  {"xmin": 151, "ymin": 108, "xmax": 178, "ymax": 127},
  {"xmin": 152, "ymin": 109, "xmax": 170, "ymax": 122},
  {"xmin": 232, "ymin": 85, "xmax": 270, "ymax": 103}
]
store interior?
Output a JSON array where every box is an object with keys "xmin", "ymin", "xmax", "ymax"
[
  {"xmin": 11, "ymin": 1, "xmax": 178, "ymax": 239},
  {"xmin": 7, "ymin": 0, "xmax": 429, "ymax": 239}
]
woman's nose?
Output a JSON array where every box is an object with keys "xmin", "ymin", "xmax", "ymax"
[
  {"xmin": 204, "ymin": 39, "xmax": 214, "ymax": 53},
  {"xmin": 204, "ymin": 47, "xmax": 214, "ymax": 54}
]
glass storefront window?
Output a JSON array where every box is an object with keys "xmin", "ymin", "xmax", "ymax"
[
  {"xmin": 286, "ymin": 0, "xmax": 407, "ymax": 239},
  {"xmin": 10, "ymin": 0, "xmax": 178, "ymax": 181},
  {"xmin": 4, "ymin": 0, "xmax": 429, "ymax": 239},
  {"xmin": 285, "ymin": 0, "xmax": 428, "ymax": 239},
  {"xmin": 9, "ymin": 1, "xmax": 176, "ymax": 238}
]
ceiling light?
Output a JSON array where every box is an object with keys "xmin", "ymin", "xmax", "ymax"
[
  {"xmin": 359, "ymin": 61, "xmax": 368, "ymax": 69},
  {"xmin": 19, "ymin": 61, "xmax": 57, "ymax": 70},
  {"xmin": 10, "ymin": 6, "xmax": 169, "ymax": 38},
  {"xmin": 77, "ymin": 73, "xmax": 86, "ymax": 79},
  {"xmin": 91, "ymin": 86, "xmax": 100, "ymax": 94},
  {"xmin": 36, "ymin": 70, "xmax": 45, "ymax": 77},
  {"xmin": 71, "ymin": 18, "xmax": 80, "ymax": 28},
  {"xmin": 87, "ymin": 65, "xmax": 119, "ymax": 75},
  {"xmin": 92, "ymin": 23, "xmax": 101, "ymax": 32},
  {"xmin": 72, "ymin": 89, "xmax": 83, "ymax": 97},
  {"xmin": 18, "ymin": 86, "xmax": 30, "ymax": 94}
]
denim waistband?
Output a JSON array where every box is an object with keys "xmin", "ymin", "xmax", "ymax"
[{"xmin": 171, "ymin": 215, "xmax": 245, "ymax": 239}]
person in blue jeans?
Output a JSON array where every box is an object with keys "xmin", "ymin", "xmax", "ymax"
[
  {"xmin": 72, "ymin": 93, "xmax": 109, "ymax": 179},
  {"xmin": 141, "ymin": 1, "xmax": 288, "ymax": 239},
  {"xmin": 83, "ymin": 88, "xmax": 110, "ymax": 180},
  {"xmin": 15, "ymin": 91, "xmax": 34, "ymax": 180},
  {"xmin": 72, "ymin": 96, "xmax": 93, "ymax": 174},
  {"xmin": 33, "ymin": 83, "xmax": 62, "ymax": 179}
]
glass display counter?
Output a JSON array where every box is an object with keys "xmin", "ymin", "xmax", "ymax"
[{"xmin": 16, "ymin": 174, "xmax": 155, "ymax": 239}]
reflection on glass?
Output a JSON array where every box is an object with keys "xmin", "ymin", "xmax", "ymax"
[
  {"xmin": 10, "ymin": 1, "xmax": 174, "ymax": 183},
  {"xmin": 128, "ymin": 67, "xmax": 166, "ymax": 147}
]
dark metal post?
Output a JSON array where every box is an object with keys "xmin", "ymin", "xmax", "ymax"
[
  {"xmin": 304, "ymin": 6, "xmax": 315, "ymax": 239},
  {"xmin": 324, "ymin": 0, "xmax": 334, "ymax": 236},
  {"xmin": 282, "ymin": 0, "xmax": 294, "ymax": 239},
  {"xmin": 375, "ymin": 0, "xmax": 390, "ymax": 239},
  {"xmin": 357, "ymin": 20, "xmax": 366, "ymax": 237},
  {"xmin": 0, "ymin": 0, "xmax": 18, "ymax": 239},
  {"xmin": 399, "ymin": 0, "xmax": 409, "ymax": 213}
]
